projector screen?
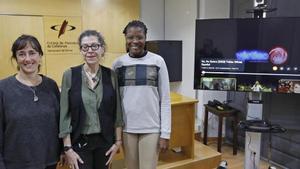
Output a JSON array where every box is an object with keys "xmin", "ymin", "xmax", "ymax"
[{"xmin": 194, "ymin": 17, "xmax": 300, "ymax": 94}]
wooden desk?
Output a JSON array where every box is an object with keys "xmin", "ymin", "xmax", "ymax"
[
  {"xmin": 203, "ymin": 104, "xmax": 238, "ymax": 155},
  {"xmin": 167, "ymin": 92, "xmax": 198, "ymax": 158}
]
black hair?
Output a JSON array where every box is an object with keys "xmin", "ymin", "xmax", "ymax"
[
  {"xmin": 11, "ymin": 34, "xmax": 43, "ymax": 59},
  {"xmin": 122, "ymin": 20, "xmax": 148, "ymax": 35},
  {"xmin": 78, "ymin": 30, "xmax": 106, "ymax": 53},
  {"xmin": 11, "ymin": 34, "xmax": 43, "ymax": 71}
]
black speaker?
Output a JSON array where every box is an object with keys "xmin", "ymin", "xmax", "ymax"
[{"xmin": 146, "ymin": 40, "xmax": 182, "ymax": 82}]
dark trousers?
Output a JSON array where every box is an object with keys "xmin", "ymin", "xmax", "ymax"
[
  {"xmin": 74, "ymin": 133, "xmax": 111, "ymax": 169},
  {"xmin": 45, "ymin": 164, "xmax": 57, "ymax": 169}
]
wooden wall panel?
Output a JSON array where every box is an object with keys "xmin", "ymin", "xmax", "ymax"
[
  {"xmin": 0, "ymin": 0, "xmax": 140, "ymax": 82},
  {"xmin": 0, "ymin": 15, "xmax": 45, "ymax": 79},
  {"xmin": 81, "ymin": 0, "xmax": 140, "ymax": 53},
  {"xmin": 42, "ymin": 16, "xmax": 83, "ymax": 84},
  {"xmin": 0, "ymin": 0, "xmax": 81, "ymax": 16},
  {"xmin": 46, "ymin": 54, "xmax": 83, "ymax": 85}
]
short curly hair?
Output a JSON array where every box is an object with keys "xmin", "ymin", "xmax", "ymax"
[
  {"xmin": 123, "ymin": 20, "xmax": 148, "ymax": 35},
  {"xmin": 78, "ymin": 30, "xmax": 106, "ymax": 53}
]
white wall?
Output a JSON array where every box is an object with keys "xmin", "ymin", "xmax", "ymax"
[
  {"xmin": 199, "ymin": 0, "xmax": 231, "ymax": 19},
  {"xmin": 140, "ymin": 0, "xmax": 165, "ymax": 40},
  {"xmin": 165, "ymin": 0, "xmax": 198, "ymax": 97}
]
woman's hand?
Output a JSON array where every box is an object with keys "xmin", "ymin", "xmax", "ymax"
[
  {"xmin": 159, "ymin": 138, "xmax": 169, "ymax": 153},
  {"xmin": 58, "ymin": 154, "xmax": 66, "ymax": 167},
  {"xmin": 105, "ymin": 141, "xmax": 122, "ymax": 166},
  {"xmin": 65, "ymin": 149, "xmax": 84, "ymax": 169}
]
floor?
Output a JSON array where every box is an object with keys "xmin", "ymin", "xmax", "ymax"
[
  {"xmin": 204, "ymin": 140, "xmax": 282, "ymax": 169},
  {"xmin": 59, "ymin": 140, "xmax": 283, "ymax": 169},
  {"xmin": 112, "ymin": 140, "xmax": 281, "ymax": 169},
  {"xmin": 112, "ymin": 140, "xmax": 221, "ymax": 169}
]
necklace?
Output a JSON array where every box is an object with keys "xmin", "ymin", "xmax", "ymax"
[
  {"xmin": 16, "ymin": 83, "xmax": 39, "ymax": 102},
  {"xmin": 84, "ymin": 64, "xmax": 99, "ymax": 83},
  {"xmin": 85, "ymin": 70, "xmax": 98, "ymax": 83},
  {"xmin": 15, "ymin": 74, "xmax": 41, "ymax": 102},
  {"xmin": 30, "ymin": 87, "xmax": 39, "ymax": 102}
]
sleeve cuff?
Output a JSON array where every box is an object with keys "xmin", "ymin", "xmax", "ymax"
[
  {"xmin": 59, "ymin": 131, "xmax": 71, "ymax": 138},
  {"xmin": 160, "ymin": 132, "xmax": 170, "ymax": 139},
  {"xmin": 115, "ymin": 121, "xmax": 124, "ymax": 127}
]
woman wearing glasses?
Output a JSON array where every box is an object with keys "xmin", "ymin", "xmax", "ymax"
[
  {"xmin": 0, "ymin": 35, "xmax": 61, "ymax": 169},
  {"xmin": 59, "ymin": 30, "xmax": 123, "ymax": 169}
]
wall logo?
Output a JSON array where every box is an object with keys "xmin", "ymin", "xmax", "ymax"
[{"xmin": 50, "ymin": 20, "xmax": 76, "ymax": 38}]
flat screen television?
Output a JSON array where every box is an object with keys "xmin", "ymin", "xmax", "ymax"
[
  {"xmin": 194, "ymin": 17, "xmax": 300, "ymax": 94},
  {"xmin": 146, "ymin": 40, "xmax": 182, "ymax": 82}
]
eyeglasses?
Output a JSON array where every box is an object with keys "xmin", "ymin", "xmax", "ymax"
[{"xmin": 80, "ymin": 43, "xmax": 101, "ymax": 52}]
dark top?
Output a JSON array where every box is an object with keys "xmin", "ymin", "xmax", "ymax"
[
  {"xmin": 68, "ymin": 65, "xmax": 117, "ymax": 144},
  {"xmin": 59, "ymin": 65, "xmax": 123, "ymax": 138},
  {"xmin": 0, "ymin": 75, "xmax": 60, "ymax": 169}
]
